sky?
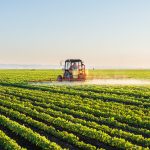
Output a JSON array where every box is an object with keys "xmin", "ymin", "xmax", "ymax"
[{"xmin": 0, "ymin": 0, "xmax": 150, "ymax": 68}]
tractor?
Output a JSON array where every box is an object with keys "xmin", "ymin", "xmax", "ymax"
[{"xmin": 57, "ymin": 59, "xmax": 86, "ymax": 81}]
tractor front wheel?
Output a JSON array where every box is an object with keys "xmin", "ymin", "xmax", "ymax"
[{"xmin": 57, "ymin": 75, "xmax": 63, "ymax": 82}]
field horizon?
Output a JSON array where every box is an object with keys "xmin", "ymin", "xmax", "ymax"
[{"xmin": 1, "ymin": 64, "xmax": 150, "ymax": 70}]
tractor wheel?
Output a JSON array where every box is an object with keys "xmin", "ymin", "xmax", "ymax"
[{"xmin": 57, "ymin": 75, "xmax": 63, "ymax": 82}]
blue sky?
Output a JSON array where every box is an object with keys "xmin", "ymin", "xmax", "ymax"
[{"xmin": 0, "ymin": 0, "xmax": 150, "ymax": 68}]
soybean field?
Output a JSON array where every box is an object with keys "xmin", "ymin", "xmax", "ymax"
[{"xmin": 0, "ymin": 70, "xmax": 150, "ymax": 150}]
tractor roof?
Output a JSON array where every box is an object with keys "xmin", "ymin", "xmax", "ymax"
[{"xmin": 65, "ymin": 59, "xmax": 83, "ymax": 63}]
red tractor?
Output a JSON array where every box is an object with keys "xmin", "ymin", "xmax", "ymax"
[{"xmin": 57, "ymin": 59, "xmax": 86, "ymax": 81}]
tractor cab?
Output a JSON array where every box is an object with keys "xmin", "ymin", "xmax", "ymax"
[{"xmin": 57, "ymin": 59, "xmax": 86, "ymax": 81}]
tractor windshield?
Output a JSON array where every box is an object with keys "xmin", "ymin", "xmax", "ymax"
[
  {"xmin": 64, "ymin": 60, "xmax": 83, "ymax": 71},
  {"xmin": 71, "ymin": 63, "xmax": 77, "ymax": 70}
]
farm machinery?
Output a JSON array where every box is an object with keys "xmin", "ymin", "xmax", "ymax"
[{"xmin": 57, "ymin": 59, "xmax": 86, "ymax": 81}]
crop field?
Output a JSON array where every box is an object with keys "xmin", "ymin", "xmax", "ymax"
[
  {"xmin": 0, "ymin": 70, "xmax": 150, "ymax": 150},
  {"xmin": 0, "ymin": 69, "xmax": 150, "ymax": 83}
]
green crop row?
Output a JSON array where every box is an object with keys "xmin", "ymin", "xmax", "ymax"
[
  {"xmin": 3, "ymin": 85, "xmax": 149, "ymax": 130},
  {"xmin": 36, "ymin": 84, "xmax": 150, "ymax": 107},
  {"xmin": 0, "ymin": 105, "xmax": 97, "ymax": 150},
  {"xmin": 4, "ymin": 95, "xmax": 149, "ymax": 148},
  {"xmin": 0, "ymin": 98, "xmax": 148, "ymax": 150},
  {"xmin": 0, "ymin": 130, "xmax": 26, "ymax": 150},
  {"xmin": 0, "ymin": 86, "xmax": 149, "ymax": 138},
  {"xmin": 0, "ymin": 114, "xmax": 62, "ymax": 150},
  {"xmin": 70, "ymin": 85, "xmax": 150, "ymax": 101}
]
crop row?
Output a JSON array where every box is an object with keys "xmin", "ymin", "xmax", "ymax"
[
  {"xmin": 36, "ymin": 85, "xmax": 150, "ymax": 107},
  {"xmin": 70, "ymin": 85, "xmax": 150, "ymax": 100},
  {"xmin": 0, "ymin": 105, "xmax": 97, "ymax": 150},
  {"xmin": 2, "ymin": 96, "xmax": 149, "ymax": 148},
  {"xmin": 0, "ymin": 129, "xmax": 26, "ymax": 150},
  {"xmin": 1, "ymin": 83, "xmax": 149, "ymax": 118},
  {"xmin": 0, "ymin": 88, "xmax": 149, "ymax": 138},
  {"xmin": 1, "ymin": 86, "xmax": 149, "ymax": 130},
  {"xmin": 0, "ymin": 70, "xmax": 61, "ymax": 84},
  {"xmin": 35, "ymin": 85, "xmax": 150, "ymax": 117},
  {"xmin": 0, "ymin": 92, "xmax": 150, "ymax": 139},
  {"xmin": 1, "ymin": 83, "xmax": 150, "ymax": 108},
  {"xmin": 1, "ymin": 84, "xmax": 149, "ymax": 116},
  {"xmin": 0, "ymin": 114, "xmax": 62, "ymax": 150},
  {"xmin": 32, "ymin": 100, "xmax": 150, "ymax": 138},
  {"xmin": 0, "ymin": 98, "xmax": 148, "ymax": 150}
]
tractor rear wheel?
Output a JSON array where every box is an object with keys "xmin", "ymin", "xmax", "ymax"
[{"xmin": 78, "ymin": 74, "xmax": 86, "ymax": 81}]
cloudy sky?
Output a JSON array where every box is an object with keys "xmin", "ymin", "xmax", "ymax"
[{"xmin": 0, "ymin": 0, "xmax": 150, "ymax": 68}]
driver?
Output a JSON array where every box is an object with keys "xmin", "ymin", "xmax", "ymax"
[{"xmin": 70, "ymin": 62, "xmax": 77, "ymax": 70}]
